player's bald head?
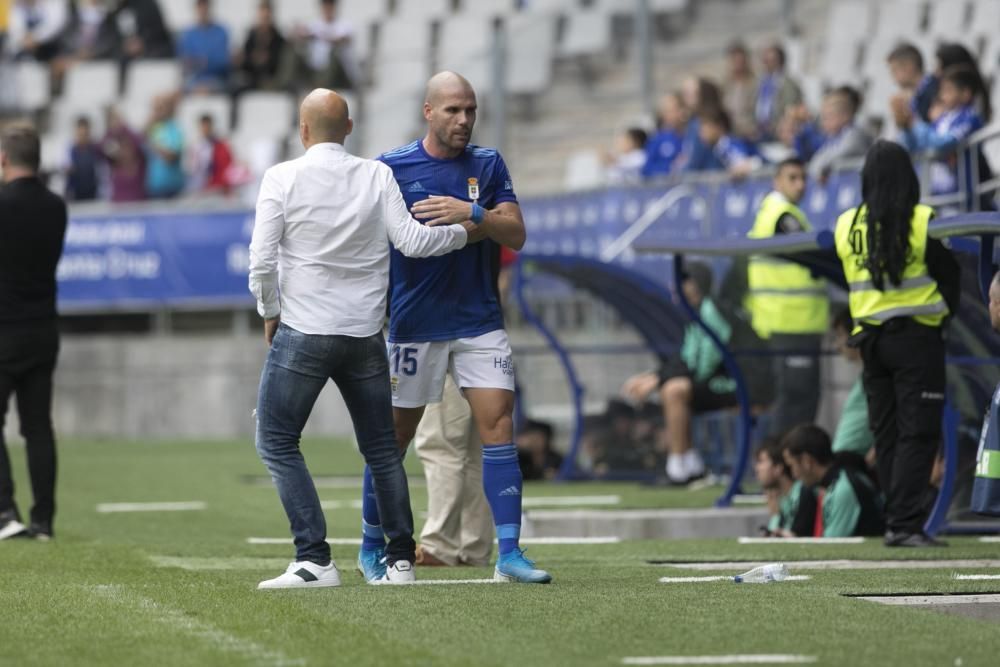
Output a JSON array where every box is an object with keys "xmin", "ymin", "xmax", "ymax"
[
  {"xmin": 424, "ymin": 71, "xmax": 476, "ymax": 107},
  {"xmin": 299, "ymin": 88, "xmax": 352, "ymax": 147}
]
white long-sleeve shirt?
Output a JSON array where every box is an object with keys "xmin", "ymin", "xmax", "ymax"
[{"xmin": 248, "ymin": 142, "xmax": 468, "ymax": 336}]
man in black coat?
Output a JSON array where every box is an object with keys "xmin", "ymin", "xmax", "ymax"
[{"xmin": 0, "ymin": 124, "xmax": 68, "ymax": 541}]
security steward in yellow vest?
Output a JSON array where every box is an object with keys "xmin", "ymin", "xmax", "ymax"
[
  {"xmin": 833, "ymin": 140, "xmax": 960, "ymax": 547},
  {"xmin": 747, "ymin": 158, "xmax": 829, "ymax": 436}
]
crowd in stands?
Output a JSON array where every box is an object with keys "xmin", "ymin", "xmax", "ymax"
[
  {"xmin": 0, "ymin": 0, "xmax": 362, "ymax": 202},
  {"xmin": 604, "ymin": 38, "xmax": 995, "ymax": 209}
]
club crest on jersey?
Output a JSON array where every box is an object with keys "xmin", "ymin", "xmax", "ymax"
[{"xmin": 467, "ymin": 177, "xmax": 480, "ymax": 201}]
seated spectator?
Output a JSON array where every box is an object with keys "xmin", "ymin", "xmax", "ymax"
[
  {"xmin": 59, "ymin": 0, "xmax": 120, "ymax": 60},
  {"xmin": 234, "ymin": 1, "xmax": 286, "ymax": 93},
  {"xmin": 685, "ymin": 107, "xmax": 760, "ymax": 176},
  {"xmin": 887, "ymin": 42, "xmax": 936, "ymax": 124},
  {"xmin": 830, "ymin": 307, "xmax": 875, "ymax": 474},
  {"xmin": 108, "ymin": 0, "xmax": 174, "ymax": 61},
  {"xmin": 674, "ymin": 76, "xmax": 723, "ymax": 172},
  {"xmin": 101, "ymin": 106, "xmax": 146, "ymax": 202},
  {"xmin": 754, "ymin": 42, "xmax": 803, "ymax": 141},
  {"xmin": 894, "ymin": 65, "xmax": 993, "ymax": 209},
  {"xmin": 516, "ymin": 420, "xmax": 563, "ymax": 481},
  {"xmin": 187, "ymin": 113, "xmax": 233, "ymax": 194},
  {"xmin": 6, "ymin": 0, "xmax": 69, "ymax": 62},
  {"xmin": 933, "ymin": 43, "xmax": 991, "ymax": 122},
  {"xmin": 282, "ymin": 0, "xmax": 361, "ymax": 91},
  {"xmin": 178, "ymin": 0, "xmax": 230, "ymax": 93},
  {"xmin": 782, "ymin": 424, "xmax": 885, "ymax": 537},
  {"xmin": 605, "ymin": 127, "xmax": 647, "ymax": 185},
  {"xmin": 754, "ymin": 437, "xmax": 817, "ymax": 537},
  {"xmin": 724, "ymin": 41, "xmax": 757, "ymax": 139},
  {"xmin": 144, "ymin": 93, "xmax": 185, "ymax": 199},
  {"xmin": 804, "ymin": 86, "xmax": 872, "ymax": 184},
  {"xmin": 622, "ymin": 262, "xmax": 738, "ymax": 484},
  {"xmin": 65, "ymin": 116, "xmax": 103, "ymax": 201},
  {"xmin": 642, "ymin": 92, "xmax": 687, "ymax": 179}
]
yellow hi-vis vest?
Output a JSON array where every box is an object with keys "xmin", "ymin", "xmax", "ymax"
[
  {"xmin": 747, "ymin": 193, "xmax": 829, "ymax": 339},
  {"xmin": 834, "ymin": 204, "xmax": 948, "ymax": 331}
]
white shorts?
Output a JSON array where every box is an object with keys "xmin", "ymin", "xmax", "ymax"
[{"xmin": 389, "ymin": 330, "xmax": 516, "ymax": 408}]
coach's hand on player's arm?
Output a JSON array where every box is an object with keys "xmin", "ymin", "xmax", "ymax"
[
  {"xmin": 264, "ymin": 317, "xmax": 280, "ymax": 346},
  {"xmin": 414, "ymin": 196, "xmax": 525, "ymax": 250}
]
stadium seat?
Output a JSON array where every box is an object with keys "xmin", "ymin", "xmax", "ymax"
[
  {"xmin": 506, "ymin": 13, "xmax": 557, "ymax": 96},
  {"xmin": 48, "ymin": 99, "xmax": 107, "ymax": 140},
  {"xmin": 123, "ymin": 60, "xmax": 183, "ymax": 104},
  {"xmin": 39, "ymin": 131, "xmax": 68, "ymax": 172},
  {"xmin": 63, "ymin": 61, "xmax": 119, "ymax": 108},
  {"xmin": 340, "ymin": 0, "xmax": 391, "ymax": 25},
  {"xmin": 522, "ymin": 0, "xmax": 580, "ymax": 12},
  {"xmin": 926, "ymin": 0, "xmax": 970, "ymax": 40},
  {"xmin": 214, "ymin": 0, "xmax": 257, "ymax": 43},
  {"xmin": 375, "ymin": 18, "xmax": 433, "ymax": 69},
  {"xmin": 117, "ymin": 97, "xmax": 153, "ymax": 132},
  {"xmin": 437, "ymin": 15, "xmax": 495, "ymax": 94},
  {"xmin": 235, "ymin": 92, "xmax": 296, "ymax": 141},
  {"xmin": 969, "ymin": 0, "xmax": 1000, "ymax": 41},
  {"xmin": 177, "ymin": 94, "xmax": 233, "ymax": 143},
  {"xmin": 559, "ymin": 9, "xmax": 612, "ymax": 58},
  {"xmin": 563, "ymin": 149, "xmax": 605, "ymax": 191},
  {"xmin": 394, "ymin": 0, "xmax": 451, "ymax": 19},
  {"xmin": 371, "ymin": 60, "xmax": 429, "ymax": 96},
  {"xmin": 819, "ymin": 0, "xmax": 869, "ymax": 85},
  {"xmin": 872, "ymin": 0, "xmax": 926, "ymax": 41},
  {"xmin": 158, "ymin": 0, "xmax": 197, "ymax": 34},
  {"xmin": 12, "ymin": 61, "xmax": 51, "ymax": 112},
  {"xmin": 593, "ymin": 0, "xmax": 689, "ymax": 16},
  {"xmin": 361, "ymin": 88, "xmax": 424, "ymax": 158},
  {"xmin": 459, "ymin": 0, "xmax": 516, "ymax": 17}
]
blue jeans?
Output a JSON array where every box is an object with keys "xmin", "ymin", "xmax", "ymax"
[{"xmin": 255, "ymin": 324, "xmax": 415, "ymax": 565}]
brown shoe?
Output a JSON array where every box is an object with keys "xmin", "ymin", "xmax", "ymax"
[{"xmin": 415, "ymin": 545, "xmax": 451, "ymax": 566}]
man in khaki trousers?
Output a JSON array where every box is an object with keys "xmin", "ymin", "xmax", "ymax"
[{"xmin": 414, "ymin": 374, "xmax": 494, "ymax": 566}]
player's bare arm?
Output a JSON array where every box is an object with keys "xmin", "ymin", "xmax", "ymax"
[{"xmin": 412, "ymin": 197, "xmax": 525, "ymax": 250}]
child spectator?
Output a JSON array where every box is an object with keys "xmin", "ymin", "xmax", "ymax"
[
  {"xmin": 894, "ymin": 65, "xmax": 993, "ymax": 209},
  {"xmin": 234, "ymin": 1, "xmax": 286, "ymax": 93},
  {"xmin": 686, "ymin": 107, "xmax": 760, "ymax": 176},
  {"xmin": 805, "ymin": 86, "xmax": 872, "ymax": 184},
  {"xmin": 830, "ymin": 307, "xmax": 875, "ymax": 474},
  {"xmin": 188, "ymin": 114, "xmax": 234, "ymax": 194},
  {"xmin": 642, "ymin": 92, "xmax": 687, "ymax": 179},
  {"xmin": 782, "ymin": 424, "xmax": 884, "ymax": 537},
  {"xmin": 144, "ymin": 93, "xmax": 185, "ymax": 199},
  {"xmin": 887, "ymin": 42, "xmax": 936, "ymax": 123},
  {"xmin": 933, "ymin": 43, "xmax": 991, "ymax": 122},
  {"xmin": 754, "ymin": 438, "xmax": 817, "ymax": 537},
  {"xmin": 605, "ymin": 127, "xmax": 647, "ymax": 185},
  {"xmin": 101, "ymin": 106, "xmax": 146, "ymax": 202},
  {"xmin": 65, "ymin": 116, "xmax": 103, "ymax": 201},
  {"xmin": 622, "ymin": 262, "xmax": 738, "ymax": 484},
  {"xmin": 178, "ymin": 0, "xmax": 231, "ymax": 93}
]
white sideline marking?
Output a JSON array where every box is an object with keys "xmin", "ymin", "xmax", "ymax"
[
  {"xmin": 954, "ymin": 574, "xmax": 1000, "ymax": 580},
  {"xmin": 859, "ymin": 593, "xmax": 1000, "ymax": 606},
  {"xmin": 382, "ymin": 579, "xmax": 500, "ymax": 586},
  {"xmin": 622, "ymin": 656, "xmax": 817, "ymax": 665},
  {"xmin": 732, "ymin": 495, "xmax": 766, "ymax": 505},
  {"xmin": 522, "ymin": 495, "xmax": 621, "ymax": 507},
  {"xmin": 246, "ymin": 537, "xmax": 362, "ymax": 546},
  {"xmin": 91, "ymin": 584, "xmax": 304, "ymax": 666},
  {"xmin": 978, "ymin": 537, "xmax": 1000, "ymax": 543},
  {"xmin": 245, "ymin": 536, "xmax": 620, "ymax": 546},
  {"xmin": 665, "ymin": 559, "xmax": 1000, "ymax": 571},
  {"xmin": 96, "ymin": 501, "xmax": 206, "ymax": 513},
  {"xmin": 737, "ymin": 537, "xmax": 865, "ymax": 545},
  {"xmin": 151, "ymin": 556, "xmax": 290, "ymax": 571},
  {"xmin": 659, "ymin": 575, "xmax": 812, "ymax": 583},
  {"xmin": 319, "ymin": 500, "xmax": 363, "ymax": 510}
]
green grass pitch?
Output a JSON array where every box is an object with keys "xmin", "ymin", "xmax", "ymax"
[{"xmin": 2, "ymin": 439, "xmax": 1000, "ymax": 666}]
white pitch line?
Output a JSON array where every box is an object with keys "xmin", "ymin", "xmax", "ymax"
[
  {"xmin": 859, "ymin": 593, "xmax": 1000, "ymax": 606},
  {"xmin": 622, "ymin": 656, "xmax": 817, "ymax": 665},
  {"xmin": 954, "ymin": 574, "xmax": 1000, "ymax": 580},
  {"xmin": 319, "ymin": 500, "xmax": 363, "ymax": 510},
  {"xmin": 665, "ymin": 559, "xmax": 1000, "ymax": 571},
  {"xmin": 380, "ymin": 579, "xmax": 500, "ymax": 586},
  {"xmin": 732, "ymin": 495, "xmax": 766, "ymax": 505},
  {"xmin": 737, "ymin": 537, "xmax": 865, "ymax": 545},
  {"xmin": 246, "ymin": 537, "xmax": 362, "ymax": 546},
  {"xmin": 978, "ymin": 536, "xmax": 1000, "ymax": 543},
  {"xmin": 659, "ymin": 575, "xmax": 812, "ymax": 583},
  {"xmin": 96, "ymin": 501, "xmax": 207, "ymax": 513},
  {"xmin": 522, "ymin": 495, "xmax": 621, "ymax": 507}
]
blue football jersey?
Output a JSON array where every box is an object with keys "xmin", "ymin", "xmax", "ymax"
[{"xmin": 379, "ymin": 140, "xmax": 518, "ymax": 343}]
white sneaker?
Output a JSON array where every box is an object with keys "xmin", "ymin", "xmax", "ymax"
[
  {"xmin": 0, "ymin": 518, "xmax": 27, "ymax": 541},
  {"xmin": 374, "ymin": 559, "xmax": 415, "ymax": 585},
  {"xmin": 665, "ymin": 455, "xmax": 687, "ymax": 484},
  {"xmin": 683, "ymin": 449, "xmax": 706, "ymax": 479},
  {"xmin": 257, "ymin": 560, "xmax": 341, "ymax": 590}
]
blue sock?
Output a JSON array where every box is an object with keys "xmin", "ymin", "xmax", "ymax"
[
  {"xmin": 482, "ymin": 443, "xmax": 522, "ymax": 556},
  {"xmin": 361, "ymin": 465, "xmax": 385, "ymax": 551}
]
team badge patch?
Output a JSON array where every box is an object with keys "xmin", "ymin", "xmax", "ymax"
[{"xmin": 467, "ymin": 177, "xmax": 479, "ymax": 201}]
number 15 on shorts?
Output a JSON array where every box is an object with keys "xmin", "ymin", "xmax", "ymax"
[{"xmin": 391, "ymin": 345, "xmax": 418, "ymax": 376}]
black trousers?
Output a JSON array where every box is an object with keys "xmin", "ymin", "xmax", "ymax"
[
  {"xmin": 0, "ymin": 321, "xmax": 59, "ymax": 527},
  {"xmin": 768, "ymin": 333, "xmax": 822, "ymax": 437},
  {"xmin": 859, "ymin": 319, "xmax": 945, "ymax": 534}
]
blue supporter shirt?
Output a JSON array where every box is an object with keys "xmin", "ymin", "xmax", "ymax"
[
  {"xmin": 379, "ymin": 140, "xmax": 518, "ymax": 344},
  {"xmin": 641, "ymin": 128, "xmax": 683, "ymax": 178}
]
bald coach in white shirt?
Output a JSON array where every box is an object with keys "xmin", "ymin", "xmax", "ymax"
[{"xmin": 249, "ymin": 89, "xmax": 476, "ymax": 589}]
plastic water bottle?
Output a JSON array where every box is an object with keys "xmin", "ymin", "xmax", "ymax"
[{"xmin": 733, "ymin": 563, "xmax": 789, "ymax": 583}]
